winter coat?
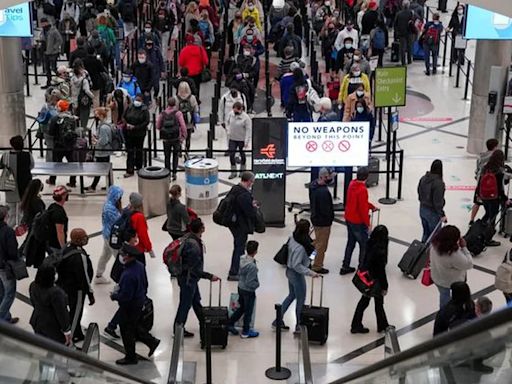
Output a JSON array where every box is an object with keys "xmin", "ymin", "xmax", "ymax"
[
  {"xmin": 124, "ymin": 104, "xmax": 150, "ymax": 138},
  {"xmin": 95, "ymin": 121, "xmax": 113, "ymax": 157},
  {"xmin": 102, "ymin": 186, "xmax": 123, "ymax": 240},
  {"xmin": 345, "ymin": 180, "xmax": 375, "ymax": 227},
  {"xmin": 131, "ymin": 210, "xmax": 152, "ymax": 253},
  {"xmin": 157, "ymin": 106, "xmax": 187, "ymax": 142},
  {"xmin": 228, "ymin": 184, "xmax": 256, "ymax": 234},
  {"xmin": 56, "ymin": 244, "xmax": 94, "ymax": 294},
  {"xmin": 433, "ymin": 300, "xmax": 476, "ymax": 336},
  {"xmin": 226, "ymin": 111, "xmax": 251, "ymax": 144},
  {"xmin": 430, "ymin": 246, "xmax": 472, "ymax": 289},
  {"xmin": 117, "ymin": 79, "xmax": 141, "ymax": 100},
  {"xmin": 178, "ymin": 44, "xmax": 209, "ymax": 76},
  {"xmin": 70, "ymin": 72, "xmax": 94, "ymax": 107},
  {"xmin": 309, "ymin": 180, "xmax": 334, "ymax": 227},
  {"xmin": 363, "ymin": 244, "xmax": 388, "ymax": 292},
  {"xmin": 339, "ymin": 73, "xmax": 371, "ymax": 104},
  {"xmin": 286, "ymin": 235, "xmax": 316, "ymax": 276},
  {"xmin": 394, "ymin": 9, "xmax": 414, "ymax": 37},
  {"xmin": 111, "ymin": 259, "xmax": 147, "ymax": 306},
  {"xmin": 343, "ymin": 91, "xmax": 372, "ymax": 121},
  {"xmin": 166, "ymin": 198, "xmax": 189, "ymax": 236},
  {"xmin": 0, "ymin": 222, "xmax": 18, "ymax": 270},
  {"xmin": 417, "ymin": 172, "xmax": 446, "ymax": 216},
  {"xmin": 238, "ymin": 255, "xmax": 259, "ymax": 292},
  {"xmin": 131, "ymin": 61, "xmax": 155, "ymax": 92},
  {"xmin": 44, "ymin": 25, "xmax": 63, "ymax": 55},
  {"xmin": 82, "ymin": 54, "xmax": 106, "ymax": 91},
  {"xmin": 179, "ymin": 233, "xmax": 213, "ymax": 281},
  {"xmin": 219, "ymin": 92, "xmax": 247, "ymax": 125}
]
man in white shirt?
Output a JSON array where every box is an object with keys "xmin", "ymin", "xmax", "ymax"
[{"xmin": 334, "ymin": 20, "xmax": 359, "ymax": 51}]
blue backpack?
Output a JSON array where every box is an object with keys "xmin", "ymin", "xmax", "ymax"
[{"xmin": 372, "ymin": 28, "xmax": 386, "ymax": 50}]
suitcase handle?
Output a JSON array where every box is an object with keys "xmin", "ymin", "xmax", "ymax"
[
  {"xmin": 371, "ymin": 209, "xmax": 380, "ymax": 228},
  {"xmin": 309, "ymin": 275, "xmax": 324, "ymax": 307},
  {"xmin": 209, "ymin": 279, "xmax": 222, "ymax": 307},
  {"xmin": 424, "ymin": 219, "xmax": 444, "ymax": 246}
]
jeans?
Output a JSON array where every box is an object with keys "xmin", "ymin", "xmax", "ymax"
[
  {"xmin": 281, "ymin": 268, "xmax": 306, "ymax": 328},
  {"xmin": 398, "ymin": 35, "xmax": 412, "ymax": 65},
  {"xmin": 482, "ymin": 200, "xmax": 500, "ymax": 226},
  {"xmin": 229, "ymin": 288, "xmax": 256, "ymax": 333},
  {"xmin": 49, "ymin": 150, "xmax": 76, "ymax": 185},
  {"xmin": 229, "ymin": 227, "xmax": 248, "ymax": 276},
  {"xmin": 0, "ymin": 269, "xmax": 16, "ymax": 321},
  {"xmin": 174, "ymin": 276, "xmax": 204, "ymax": 327},
  {"xmin": 163, "ymin": 140, "xmax": 181, "ymax": 176},
  {"xmin": 125, "ymin": 134, "xmax": 146, "ymax": 174},
  {"xmin": 343, "ymin": 222, "xmax": 369, "ymax": 269},
  {"xmin": 108, "ymin": 308, "xmax": 121, "ymax": 330},
  {"xmin": 312, "ymin": 226, "xmax": 331, "ymax": 270},
  {"xmin": 229, "ymin": 140, "xmax": 246, "ymax": 166},
  {"xmin": 96, "ymin": 238, "xmax": 116, "ymax": 277},
  {"xmin": 90, "ymin": 156, "xmax": 110, "ymax": 189},
  {"xmin": 43, "ymin": 53, "xmax": 58, "ymax": 86},
  {"xmin": 436, "ymin": 284, "xmax": 451, "ymax": 309},
  {"xmin": 424, "ymin": 44, "xmax": 439, "ymax": 73},
  {"xmin": 420, "ymin": 206, "xmax": 442, "ymax": 243},
  {"xmin": 351, "ymin": 294, "xmax": 388, "ymax": 331}
]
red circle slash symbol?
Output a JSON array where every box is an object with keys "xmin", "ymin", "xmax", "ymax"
[
  {"xmin": 322, "ymin": 140, "xmax": 334, "ymax": 152},
  {"xmin": 338, "ymin": 140, "xmax": 351, "ymax": 152},
  {"xmin": 306, "ymin": 141, "xmax": 318, "ymax": 152}
]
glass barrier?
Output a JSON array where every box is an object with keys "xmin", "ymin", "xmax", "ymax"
[
  {"xmin": 330, "ymin": 307, "xmax": 512, "ymax": 384},
  {"xmin": 297, "ymin": 325, "xmax": 313, "ymax": 384},
  {"xmin": 0, "ymin": 321, "xmax": 152, "ymax": 384}
]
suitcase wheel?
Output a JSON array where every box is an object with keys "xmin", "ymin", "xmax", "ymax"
[{"xmin": 222, "ymin": 344, "xmax": 226, "ymax": 349}]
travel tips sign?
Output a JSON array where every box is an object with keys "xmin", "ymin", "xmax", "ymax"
[
  {"xmin": 0, "ymin": 2, "xmax": 32, "ymax": 37},
  {"xmin": 287, "ymin": 121, "xmax": 370, "ymax": 167},
  {"xmin": 375, "ymin": 66, "xmax": 407, "ymax": 108}
]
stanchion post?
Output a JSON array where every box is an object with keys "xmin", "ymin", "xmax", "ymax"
[
  {"xmin": 207, "ymin": 114, "xmax": 214, "ymax": 158},
  {"xmin": 25, "ymin": 52, "xmax": 30, "ymax": 97},
  {"xmin": 33, "ymin": 47, "xmax": 39, "ymax": 85},
  {"xmin": 378, "ymin": 107, "xmax": 383, "ymax": 142},
  {"xmin": 391, "ymin": 129, "xmax": 397, "ymax": 179},
  {"xmin": 455, "ymin": 59, "xmax": 461, "ymax": 88},
  {"xmin": 378, "ymin": 107, "xmax": 397, "ymax": 205},
  {"xmin": 463, "ymin": 60, "xmax": 471, "ymax": 100},
  {"xmin": 442, "ymin": 32, "xmax": 448, "ymax": 71},
  {"xmin": 265, "ymin": 304, "xmax": 291, "ymax": 380},
  {"xmin": 448, "ymin": 37, "xmax": 454, "ymax": 77},
  {"xmin": 39, "ymin": 137, "xmax": 44, "ymax": 158},
  {"xmin": 152, "ymin": 113, "xmax": 157, "ymax": 158},
  {"xmin": 398, "ymin": 150, "xmax": 404, "ymax": 200}
]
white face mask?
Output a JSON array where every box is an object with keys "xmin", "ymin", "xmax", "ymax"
[
  {"xmin": 356, "ymin": 90, "xmax": 364, "ymax": 97},
  {"xmin": 248, "ymin": 5, "xmax": 254, "ymax": 10},
  {"xmin": 122, "ymin": 76, "xmax": 131, "ymax": 82},
  {"xmin": 324, "ymin": 1, "xmax": 330, "ymax": 5},
  {"xmin": 457, "ymin": 9, "xmax": 463, "ymax": 15},
  {"xmin": 134, "ymin": 100, "xmax": 143, "ymax": 107},
  {"xmin": 243, "ymin": 50, "xmax": 251, "ymax": 56},
  {"xmin": 353, "ymin": 71, "xmax": 361, "ymax": 77},
  {"xmin": 357, "ymin": 106, "xmax": 364, "ymax": 113},
  {"xmin": 353, "ymin": 55, "xmax": 361, "ymax": 61},
  {"xmin": 138, "ymin": 57, "xmax": 146, "ymax": 63},
  {"xmin": 433, "ymin": 21, "xmax": 439, "ymax": 25},
  {"xmin": 145, "ymin": 28, "xmax": 151, "ymax": 33},
  {"xmin": 345, "ymin": 43, "xmax": 352, "ymax": 49}
]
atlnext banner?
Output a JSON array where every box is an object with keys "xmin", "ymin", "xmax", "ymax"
[
  {"xmin": 0, "ymin": 2, "xmax": 32, "ymax": 37},
  {"xmin": 252, "ymin": 118, "xmax": 287, "ymax": 227}
]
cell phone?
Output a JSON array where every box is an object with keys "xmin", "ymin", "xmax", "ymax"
[{"xmin": 309, "ymin": 250, "xmax": 317, "ymax": 260}]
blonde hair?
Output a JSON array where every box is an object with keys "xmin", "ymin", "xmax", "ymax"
[
  {"xmin": 94, "ymin": 107, "xmax": 109, "ymax": 120},
  {"xmin": 186, "ymin": 1, "xmax": 197, "ymax": 14},
  {"xmin": 177, "ymin": 81, "xmax": 192, "ymax": 99}
]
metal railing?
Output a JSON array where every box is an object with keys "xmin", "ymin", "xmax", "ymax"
[
  {"xmin": 298, "ymin": 325, "xmax": 314, "ymax": 384},
  {"xmin": 168, "ymin": 325, "xmax": 186, "ymax": 384},
  {"xmin": 82, "ymin": 322, "xmax": 101, "ymax": 360}
]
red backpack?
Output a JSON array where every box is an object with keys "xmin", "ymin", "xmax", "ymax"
[
  {"xmin": 479, "ymin": 171, "xmax": 499, "ymax": 200},
  {"xmin": 162, "ymin": 234, "xmax": 192, "ymax": 277}
]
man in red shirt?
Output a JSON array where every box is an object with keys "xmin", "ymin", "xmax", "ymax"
[
  {"xmin": 128, "ymin": 193, "xmax": 155, "ymax": 259},
  {"xmin": 178, "ymin": 33, "xmax": 209, "ymax": 100},
  {"xmin": 340, "ymin": 167, "xmax": 378, "ymax": 275}
]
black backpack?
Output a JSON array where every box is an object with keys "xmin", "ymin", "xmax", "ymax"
[
  {"xmin": 178, "ymin": 96, "xmax": 194, "ymax": 123},
  {"xmin": 109, "ymin": 211, "xmax": 134, "ymax": 250},
  {"xmin": 120, "ymin": 1, "xmax": 135, "ymax": 22},
  {"xmin": 31, "ymin": 209, "xmax": 52, "ymax": 243},
  {"xmin": 212, "ymin": 192, "xmax": 237, "ymax": 227},
  {"xmin": 56, "ymin": 116, "xmax": 78, "ymax": 147},
  {"xmin": 160, "ymin": 111, "xmax": 180, "ymax": 141}
]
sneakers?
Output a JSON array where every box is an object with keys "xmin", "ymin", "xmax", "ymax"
[
  {"xmin": 313, "ymin": 267, "xmax": 329, "ymax": 274},
  {"xmin": 227, "ymin": 325, "xmax": 239, "ymax": 335},
  {"xmin": 350, "ymin": 327, "xmax": 370, "ymax": 334},
  {"xmin": 94, "ymin": 276, "xmax": 110, "ymax": 284},
  {"xmin": 486, "ymin": 240, "xmax": 501, "ymax": 247},
  {"xmin": 148, "ymin": 338, "xmax": 160, "ymax": 357},
  {"xmin": 293, "ymin": 327, "xmax": 301, "ymax": 335},
  {"xmin": 240, "ymin": 329, "xmax": 259, "ymax": 338},
  {"xmin": 104, "ymin": 327, "xmax": 120, "ymax": 339},
  {"xmin": 339, "ymin": 267, "xmax": 356, "ymax": 275},
  {"xmin": 183, "ymin": 329, "xmax": 195, "ymax": 338},
  {"xmin": 116, "ymin": 357, "xmax": 138, "ymax": 365},
  {"xmin": 123, "ymin": 173, "xmax": 134, "ymax": 178},
  {"xmin": 271, "ymin": 320, "xmax": 290, "ymax": 331}
]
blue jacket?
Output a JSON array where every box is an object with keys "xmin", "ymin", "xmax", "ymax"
[
  {"xmin": 238, "ymin": 255, "xmax": 259, "ymax": 292},
  {"xmin": 112, "ymin": 259, "xmax": 147, "ymax": 305},
  {"xmin": 117, "ymin": 78, "xmax": 141, "ymax": 99},
  {"xmin": 102, "ymin": 186, "xmax": 123, "ymax": 239}
]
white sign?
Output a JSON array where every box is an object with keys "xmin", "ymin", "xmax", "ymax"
[{"xmin": 287, "ymin": 122, "xmax": 370, "ymax": 167}]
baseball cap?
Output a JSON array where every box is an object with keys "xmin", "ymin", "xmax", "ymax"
[{"xmin": 53, "ymin": 185, "xmax": 70, "ymax": 198}]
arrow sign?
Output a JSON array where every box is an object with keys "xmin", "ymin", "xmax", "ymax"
[
  {"xmin": 392, "ymin": 93, "xmax": 402, "ymax": 104},
  {"xmin": 375, "ymin": 67, "xmax": 407, "ymax": 108}
]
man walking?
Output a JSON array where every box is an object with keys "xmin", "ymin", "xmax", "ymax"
[
  {"xmin": 394, "ymin": 0, "xmax": 414, "ymax": 66},
  {"xmin": 40, "ymin": 18, "xmax": 63, "ymax": 90},
  {"xmin": 0, "ymin": 206, "xmax": 19, "ymax": 324},
  {"xmin": 340, "ymin": 167, "xmax": 378, "ymax": 275},
  {"xmin": 309, "ymin": 168, "xmax": 334, "ymax": 274},
  {"xmin": 227, "ymin": 172, "xmax": 257, "ymax": 281}
]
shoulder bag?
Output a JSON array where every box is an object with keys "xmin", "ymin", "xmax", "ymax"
[{"xmin": 0, "ymin": 153, "xmax": 16, "ymax": 192}]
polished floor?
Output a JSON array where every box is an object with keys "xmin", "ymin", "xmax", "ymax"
[{"xmin": 9, "ymin": 1, "xmax": 511, "ymax": 383}]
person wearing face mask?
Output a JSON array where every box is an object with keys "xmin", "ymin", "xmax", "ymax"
[
  {"xmin": 117, "ymin": 71, "xmax": 141, "ymax": 100},
  {"xmin": 226, "ymin": 102, "xmax": 251, "ymax": 179},
  {"xmin": 420, "ymin": 13, "xmax": 443, "ymax": 76},
  {"xmin": 138, "ymin": 21, "xmax": 161, "ymax": 50},
  {"xmin": 286, "ymin": 67, "xmax": 313, "ymax": 122},
  {"xmin": 199, "ymin": 0, "xmax": 220, "ymax": 29},
  {"xmin": 279, "ymin": 23, "xmax": 302, "ymax": 59},
  {"xmin": 334, "ymin": 20, "xmax": 359, "ymax": 52},
  {"xmin": 343, "ymin": 49, "xmax": 371, "ymax": 77},
  {"xmin": 144, "ymin": 40, "xmax": 165, "ymax": 99},
  {"xmin": 320, "ymin": 22, "xmax": 338, "ymax": 74},
  {"xmin": 55, "ymin": 228, "xmax": 95, "ymax": 343},
  {"xmin": 40, "ymin": 18, "xmax": 64, "ymax": 90},
  {"xmin": 239, "ymin": 29, "xmax": 264, "ymax": 57},
  {"xmin": 313, "ymin": 0, "xmax": 332, "ymax": 34},
  {"xmin": 46, "ymin": 185, "xmax": 71, "ymax": 255},
  {"xmin": 226, "ymin": 69, "xmax": 254, "ymax": 114},
  {"xmin": 448, "ymin": 5, "xmax": 466, "ymax": 65},
  {"xmin": 123, "ymin": 94, "xmax": 150, "ymax": 177},
  {"xmin": 394, "ymin": 0, "xmax": 414, "ymax": 66},
  {"xmin": 350, "ymin": 99, "xmax": 376, "ymax": 142},
  {"xmin": 334, "ymin": 36, "xmax": 355, "ymax": 73},
  {"xmin": 131, "ymin": 50, "xmax": 155, "ymax": 105},
  {"xmin": 153, "ymin": 6, "xmax": 175, "ymax": 61},
  {"xmin": 178, "ymin": 33, "xmax": 209, "ymax": 100},
  {"xmin": 198, "ymin": 10, "xmax": 215, "ymax": 62},
  {"xmin": 60, "ymin": 0, "xmax": 80, "ymax": 24},
  {"xmin": 219, "ymin": 88, "xmax": 247, "ymax": 130},
  {"xmin": 228, "ymin": 12, "xmax": 244, "ymax": 57},
  {"xmin": 235, "ymin": 44, "xmax": 259, "ymax": 95},
  {"xmin": 339, "ymin": 64, "xmax": 371, "ymax": 105},
  {"xmin": 343, "ymin": 84, "xmax": 372, "ymax": 121},
  {"xmin": 242, "ymin": 2, "xmax": 262, "ymax": 31}
]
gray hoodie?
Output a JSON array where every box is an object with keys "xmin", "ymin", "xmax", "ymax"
[
  {"xmin": 417, "ymin": 172, "xmax": 445, "ymax": 216},
  {"xmin": 238, "ymin": 255, "xmax": 259, "ymax": 292},
  {"xmin": 287, "ymin": 236, "xmax": 316, "ymax": 276}
]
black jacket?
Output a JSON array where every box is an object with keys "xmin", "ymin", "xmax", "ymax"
[
  {"xmin": 82, "ymin": 54, "xmax": 106, "ymax": 91},
  {"xmin": 364, "ymin": 245, "xmax": 388, "ymax": 292},
  {"xmin": 69, "ymin": 47, "xmax": 87, "ymax": 67},
  {"xmin": 309, "ymin": 180, "xmax": 334, "ymax": 227},
  {"xmin": 448, "ymin": 13, "xmax": 465, "ymax": 36},
  {"xmin": 171, "ymin": 77, "xmax": 198, "ymax": 96},
  {"xmin": 124, "ymin": 104, "xmax": 150, "ymax": 138},
  {"xmin": 279, "ymin": 33, "xmax": 302, "ymax": 59},
  {"xmin": 229, "ymin": 184, "xmax": 256, "ymax": 234},
  {"xmin": 21, "ymin": 197, "xmax": 46, "ymax": 229},
  {"xmin": 56, "ymin": 244, "xmax": 93, "ymax": 294},
  {"xmin": 132, "ymin": 61, "xmax": 155, "ymax": 92},
  {"xmin": 29, "ymin": 282, "xmax": 70, "ymax": 344},
  {"xmin": 235, "ymin": 54, "xmax": 258, "ymax": 80},
  {"xmin": 433, "ymin": 301, "xmax": 476, "ymax": 336},
  {"xmin": 361, "ymin": 10, "xmax": 379, "ymax": 35},
  {"xmin": 417, "ymin": 172, "xmax": 446, "ymax": 216},
  {"xmin": 394, "ymin": 9, "xmax": 413, "ymax": 37},
  {"xmin": 181, "ymin": 234, "xmax": 213, "ymax": 281},
  {"xmin": 0, "ymin": 222, "xmax": 18, "ymax": 270}
]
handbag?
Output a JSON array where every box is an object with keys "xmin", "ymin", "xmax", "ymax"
[
  {"xmin": 110, "ymin": 254, "xmax": 124, "ymax": 284},
  {"xmin": 273, "ymin": 241, "xmax": 289, "ymax": 265},
  {"xmin": 161, "ymin": 218, "xmax": 168, "ymax": 232},
  {"xmin": 193, "ymin": 112, "xmax": 201, "ymax": 124},
  {"xmin": 14, "ymin": 224, "xmax": 28, "ymax": 237},
  {"xmin": 0, "ymin": 153, "xmax": 16, "ymax": 192},
  {"xmin": 200, "ymin": 69, "xmax": 212, "ymax": 83},
  {"xmin": 79, "ymin": 78, "xmax": 92, "ymax": 108},
  {"xmin": 421, "ymin": 259, "xmax": 434, "ymax": 287},
  {"xmin": 352, "ymin": 269, "xmax": 381, "ymax": 297},
  {"xmin": 254, "ymin": 208, "xmax": 266, "ymax": 234},
  {"xmin": 7, "ymin": 259, "xmax": 29, "ymax": 281}
]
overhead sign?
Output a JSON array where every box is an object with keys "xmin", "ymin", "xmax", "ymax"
[
  {"xmin": 287, "ymin": 122, "xmax": 370, "ymax": 167},
  {"xmin": 375, "ymin": 67, "xmax": 407, "ymax": 108},
  {"xmin": 465, "ymin": 5, "xmax": 512, "ymax": 40},
  {"xmin": 0, "ymin": 2, "xmax": 32, "ymax": 37}
]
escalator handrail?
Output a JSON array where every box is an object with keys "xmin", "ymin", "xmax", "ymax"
[
  {"xmin": 299, "ymin": 325, "xmax": 314, "ymax": 384},
  {"xmin": 0, "ymin": 321, "xmax": 153, "ymax": 384},
  {"xmin": 82, "ymin": 322, "xmax": 100, "ymax": 358},
  {"xmin": 330, "ymin": 306, "xmax": 512, "ymax": 384},
  {"xmin": 167, "ymin": 325, "xmax": 184, "ymax": 384}
]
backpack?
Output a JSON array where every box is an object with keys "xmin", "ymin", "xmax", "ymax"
[
  {"xmin": 160, "ymin": 111, "xmax": 180, "ymax": 141},
  {"xmin": 42, "ymin": 247, "xmax": 81, "ymax": 269},
  {"xmin": 178, "ymin": 96, "xmax": 194, "ymax": 122},
  {"xmin": 56, "ymin": 116, "xmax": 78, "ymax": 147},
  {"xmin": 372, "ymin": 27, "xmax": 386, "ymax": 50},
  {"xmin": 120, "ymin": 0, "xmax": 135, "ymax": 22},
  {"xmin": 479, "ymin": 171, "xmax": 498, "ymax": 200},
  {"xmin": 496, "ymin": 252, "xmax": 512, "ymax": 293},
  {"xmin": 212, "ymin": 192, "xmax": 237, "ymax": 227},
  {"xmin": 98, "ymin": 27, "xmax": 114, "ymax": 55},
  {"xmin": 109, "ymin": 211, "xmax": 134, "ymax": 250},
  {"xmin": 295, "ymin": 83, "xmax": 308, "ymax": 105},
  {"xmin": 100, "ymin": 72, "xmax": 114, "ymax": 94},
  {"xmin": 31, "ymin": 210, "xmax": 52, "ymax": 243},
  {"xmin": 42, "ymin": 1, "xmax": 56, "ymax": 16},
  {"xmin": 162, "ymin": 233, "xmax": 192, "ymax": 277},
  {"xmin": 110, "ymin": 124, "xmax": 124, "ymax": 151},
  {"xmin": 424, "ymin": 25, "xmax": 440, "ymax": 47}
]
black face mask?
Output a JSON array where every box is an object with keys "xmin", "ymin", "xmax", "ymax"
[
  {"xmin": 43, "ymin": 25, "xmax": 51, "ymax": 31},
  {"xmin": 234, "ymin": 111, "xmax": 241, "ymax": 115},
  {"xmin": 231, "ymin": 91, "xmax": 238, "ymax": 97}
]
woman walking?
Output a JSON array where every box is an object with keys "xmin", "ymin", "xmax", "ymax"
[
  {"xmin": 86, "ymin": 108, "xmax": 113, "ymax": 191},
  {"xmin": 70, "ymin": 59, "xmax": 94, "ymax": 129},
  {"xmin": 166, "ymin": 185, "xmax": 190, "ymax": 240},
  {"xmin": 19, "ymin": 179, "xmax": 46, "ymax": 268}
]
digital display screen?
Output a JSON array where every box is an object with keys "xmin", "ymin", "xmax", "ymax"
[
  {"xmin": 0, "ymin": 2, "xmax": 32, "ymax": 37},
  {"xmin": 465, "ymin": 5, "xmax": 512, "ymax": 40}
]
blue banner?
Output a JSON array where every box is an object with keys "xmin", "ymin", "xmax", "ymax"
[{"xmin": 0, "ymin": 2, "xmax": 32, "ymax": 38}]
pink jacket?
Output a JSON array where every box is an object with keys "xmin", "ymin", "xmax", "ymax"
[{"xmin": 156, "ymin": 106, "xmax": 188, "ymax": 142}]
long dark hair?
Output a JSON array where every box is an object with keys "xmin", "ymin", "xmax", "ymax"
[
  {"xmin": 113, "ymin": 89, "xmax": 126, "ymax": 120},
  {"xmin": 450, "ymin": 281, "xmax": 475, "ymax": 311},
  {"xmin": 367, "ymin": 225, "xmax": 389, "ymax": 263},
  {"xmin": 484, "ymin": 149, "xmax": 505, "ymax": 173},
  {"xmin": 20, "ymin": 179, "xmax": 43, "ymax": 212},
  {"xmin": 293, "ymin": 219, "xmax": 315, "ymax": 256},
  {"xmin": 35, "ymin": 265, "xmax": 56, "ymax": 288},
  {"xmin": 430, "ymin": 159, "xmax": 443, "ymax": 180},
  {"xmin": 432, "ymin": 225, "xmax": 460, "ymax": 255}
]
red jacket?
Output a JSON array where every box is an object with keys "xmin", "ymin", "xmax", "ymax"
[
  {"xmin": 131, "ymin": 211, "xmax": 152, "ymax": 253},
  {"xmin": 178, "ymin": 45, "xmax": 208, "ymax": 76},
  {"xmin": 344, "ymin": 180, "xmax": 375, "ymax": 227}
]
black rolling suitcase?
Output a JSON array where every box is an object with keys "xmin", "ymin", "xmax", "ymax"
[
  {"xmin": 300, "ymin": 276, "xmax": 329, "ymax": 345},
  {"xmin": 398, "ymin": 220, "xmax": 442, "ymax": 279},
  {"xmin": 391, "ymin": 41, "xmax": 400, "ymax": 62},
  {"xmin": 366, "ymin": 157, "xmax": 380, "ymax": 187},
  {"xmin": 200, "ymin": 280, "xmax": 228, "ymax": 349}
]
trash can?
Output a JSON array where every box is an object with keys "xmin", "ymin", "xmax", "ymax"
[
  {"xmin": 138, "ymin": 166, "xmax": 170, "ymax": 217},
  {"xmin": 185, "ymin": 158, "xmax": 218, "ymax": 215}
]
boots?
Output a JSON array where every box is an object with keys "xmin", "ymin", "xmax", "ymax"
[
  {"xmin": 239, "ymin": 165, "xmax": 246, "ymax": 177},
  {"xmin": 229, "ymin": 165, "xmax": 237, "ymax": 179}
]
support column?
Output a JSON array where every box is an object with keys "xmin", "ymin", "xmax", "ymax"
[
  {"xmin": 467, "ymin": 40, "xmax": 512, "ymax": 154},
  {"xmin": 0, "ymin": 38, "xmax": 26, "ymax": 147}
]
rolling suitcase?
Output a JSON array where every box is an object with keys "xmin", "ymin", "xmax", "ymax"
[
  {"xmin": 391, "ymin": 41, "xmax": 400, "ymax": 63},
  {"xmin": 398, "ymin": 220, "xmax": 442, "ymax": 279},
  {"xmin": 300, "ymin": 276, "xmax": 329, "ymax": 345},
  {"xmin": 366, "ymin": 157, "xmax": 380, "ymax": 187},
  {"xmin": 200, "ymin": 280, "xmax": 228, "ymax": 349}
]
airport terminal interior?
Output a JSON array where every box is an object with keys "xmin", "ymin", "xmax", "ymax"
[{"xmin": 2, "ymin": 0, "xmax": 512, "ymax": 383}]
